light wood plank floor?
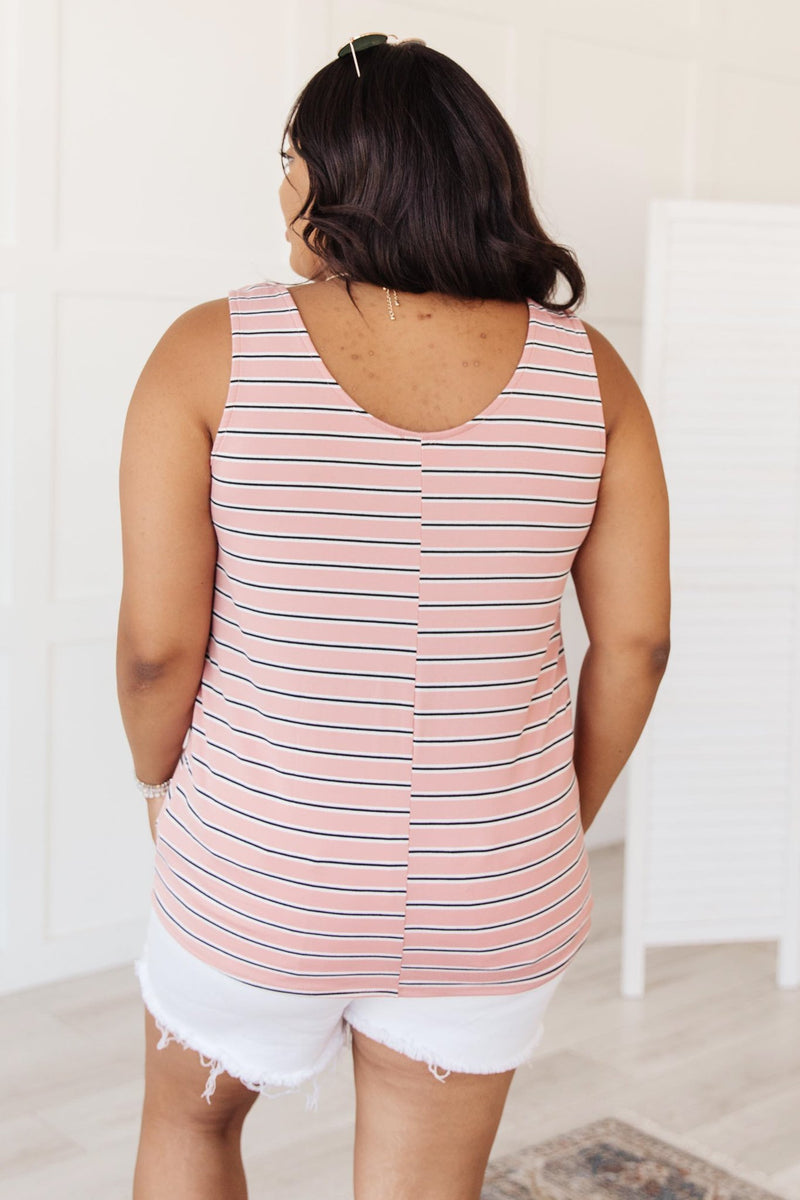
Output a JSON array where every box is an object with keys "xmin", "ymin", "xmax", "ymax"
[{"xmin": 1, "ymin": 842, "xmax": 798, "ymax": 1199}]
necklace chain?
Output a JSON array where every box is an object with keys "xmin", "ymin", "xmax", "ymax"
[
  {"xmin": 323, "ymin": 274, "xmax": 400, "ymax": 321},
  {"xmin": 383, "ymin": 287, "xmax": 400, "ymax": 320}
]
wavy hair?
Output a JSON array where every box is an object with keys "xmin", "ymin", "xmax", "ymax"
[{"xmin": 281, "ymin": 40, "xmax": 585, "ymax": 313}]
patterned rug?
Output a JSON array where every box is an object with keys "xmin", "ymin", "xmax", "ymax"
[{"xmin": 480, "ymin": 1115, "xmax": 790, "ymax": 1200}]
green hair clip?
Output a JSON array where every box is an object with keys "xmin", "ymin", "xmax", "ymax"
[
  {"xmin": 336, "ymin": 33, "xmax": 425, "ymax": 77},
  {"xmin": 337, "ymin": 32, "xmax": 390, "ymax": 76}
]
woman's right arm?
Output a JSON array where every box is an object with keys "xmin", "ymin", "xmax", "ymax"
[{"xmin": 570, "ymin": 322, "xmax": 671, "ymax": 833}]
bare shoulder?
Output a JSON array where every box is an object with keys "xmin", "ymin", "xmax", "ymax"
[
  {"xmin": 131, "ymin": 298, "xmax": 231, "ymax": 446},
  {"xmin": 151, "ymin": 297, "xmax": 230, "ymax": 370},
  {"xmin": 579, "ymin": 319, "xmax": 649, "ymax": 439}
]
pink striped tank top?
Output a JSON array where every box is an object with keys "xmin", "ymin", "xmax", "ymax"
[{"xmin": 151, "ymin": 279, "xmax": 607, "ymax": 997}]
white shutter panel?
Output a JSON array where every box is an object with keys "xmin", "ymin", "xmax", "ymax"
[{"xmin": 622, "ymin": 199, "xmax": 800, "ymax": 995}]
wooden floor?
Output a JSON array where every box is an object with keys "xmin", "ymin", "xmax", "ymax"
[{"xmin": 1, "ymin": 842, "xmax": 798, "ymax": 1199}]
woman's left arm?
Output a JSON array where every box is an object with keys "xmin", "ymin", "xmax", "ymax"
[{"xmin": 117, "ymin": 300, "xmax": 229, "ymax": 837}]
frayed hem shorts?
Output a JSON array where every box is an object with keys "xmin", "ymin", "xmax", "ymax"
[{"xmin": 133, "ymin": 907, "xmax": 567, "ymax": 1112}]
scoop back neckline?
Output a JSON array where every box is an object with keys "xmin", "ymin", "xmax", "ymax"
[{"xmin": 281, "ymin": 284, "xmax": 536, "ymax": 442}]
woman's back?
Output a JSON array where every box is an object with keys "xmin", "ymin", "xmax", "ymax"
[
  {"xmin": 286, "ymin": 278, "xmax": 533, "ymax": 435},
  {"xmin": 197, "ymin": 280, "xmax": 566, "ymax": 444}
]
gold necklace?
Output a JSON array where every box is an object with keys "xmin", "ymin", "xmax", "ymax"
[
  {"xmin": 383, "ymin": 287, "xmax": 400, "ymax": 320},
  {"xmin": 324, "ymin": 274, "xmax": 400, "ymax": 320}
]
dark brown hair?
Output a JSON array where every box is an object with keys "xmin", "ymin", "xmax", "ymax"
[{"xmin": 281, "ymin": 40, "xmax": 585, "ymax": 313}]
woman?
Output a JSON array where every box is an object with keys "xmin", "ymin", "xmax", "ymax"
[{"xmin": 117, "ymin": 34, "xmax": 670, "ymax": 1200}]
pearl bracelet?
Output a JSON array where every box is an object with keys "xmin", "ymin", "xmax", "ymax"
[{"xmin": 134, "ymin": 771, "xmax": 171, "ymax": 801}]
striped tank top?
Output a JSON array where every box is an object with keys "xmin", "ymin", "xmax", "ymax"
[{"xmin": 151, "ymin": 279, "xmax": 607, "ymax": 997}]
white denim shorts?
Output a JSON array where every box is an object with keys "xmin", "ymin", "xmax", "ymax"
[{"xmin": 134, "ymin": 905, "xmax": 567, "ymax": 1111}]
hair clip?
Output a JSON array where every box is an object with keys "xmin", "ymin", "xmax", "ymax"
[{"xmin": 337, "ymin": 32, "xmax": 395, "ymax": 77}]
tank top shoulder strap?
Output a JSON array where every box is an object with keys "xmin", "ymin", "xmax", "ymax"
[
  {"xmin": 211, "ymin": 279, "xmax": 299, "ymax": 456},
  {"xmin": 229, "ymin": 278, "xmax": 293, "ymax": 330},
  {"xmin": 525, "ymin": 300, "xmax": 603, "ymax": 397}
]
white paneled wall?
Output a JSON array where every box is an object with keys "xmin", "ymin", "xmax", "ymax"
[{"xmin": 1, "ymin": 0, "xmax": 798, "ymax": 992}]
